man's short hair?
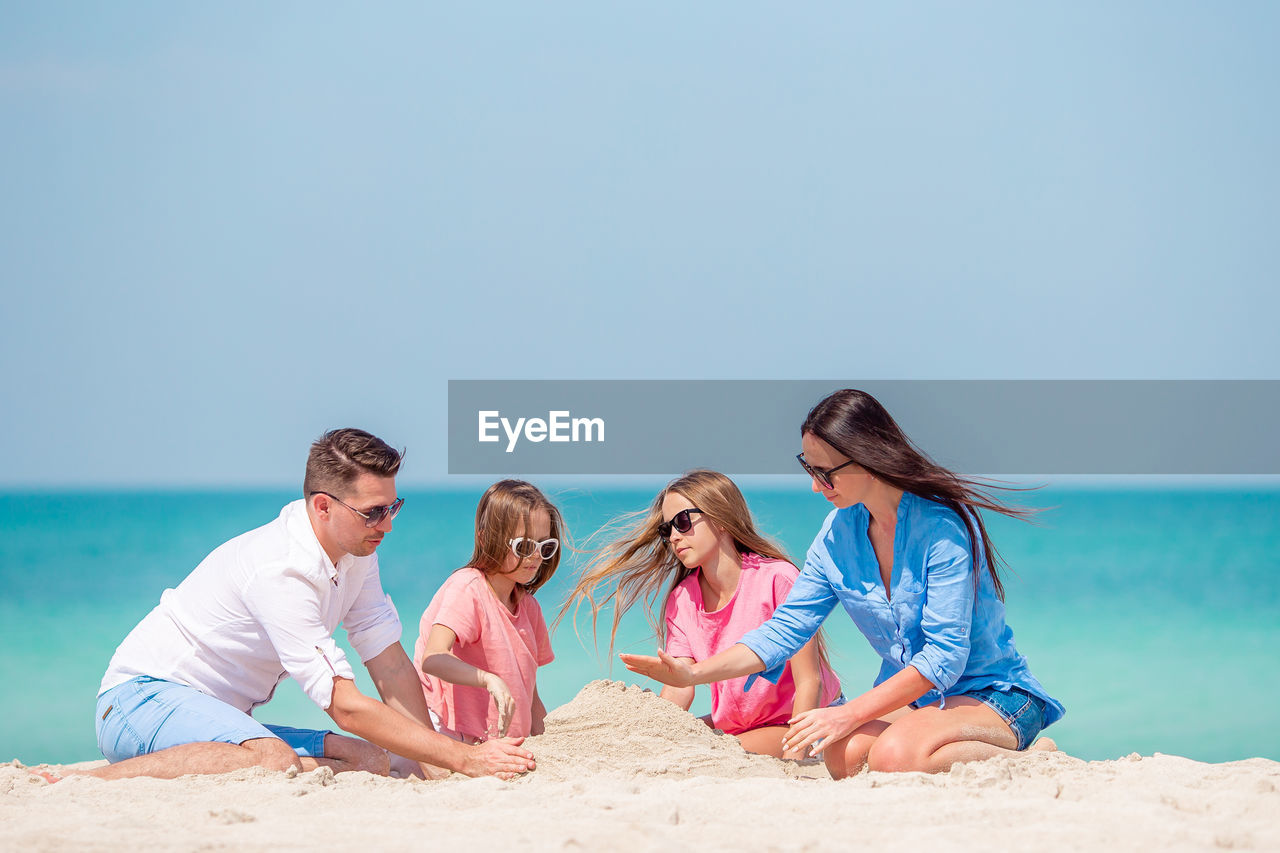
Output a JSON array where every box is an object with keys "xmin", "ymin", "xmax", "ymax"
[{"xmin": 304, "ymin": 428, "xmax": 403, "ymax": 497}]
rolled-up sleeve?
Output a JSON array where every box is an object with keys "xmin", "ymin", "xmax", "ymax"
[
  {"xmin": 906, "ymin": 521, "xmax": 975, "ymax": 695},
  {"xmin": 244, "ymin": 568, "xmax": 356, "ymax": 711},
  {"xmin": 740, "ymin": 549, "xmax": 838, "ymax": 688},
  {"xmin": 343, "ymin": 559, "xmax": 403, "ymax": 663}
]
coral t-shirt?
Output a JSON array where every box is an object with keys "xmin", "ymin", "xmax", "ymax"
[
  {"xmin": 414, "ymin": 568, "xmax": 554, "ymax": 740},
  {"xmin": 664, "ymin": 553, "xmax": 841, "ymax": 734}
]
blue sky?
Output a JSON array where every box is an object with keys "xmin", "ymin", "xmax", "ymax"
[{"xmin": 2, "ymin": 2, "xmax": 1277, "ymax": 486}]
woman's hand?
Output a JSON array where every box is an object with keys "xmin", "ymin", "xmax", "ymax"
[
  {"xmin": 478, "ymin": 671, "xmax": 516, "ymax": 737},
  {"xmin": 619, "ymin": 649, "xmax": 696, "ymax": 687},
  {"xmin": 782, "ymin": 705, "xmax": 863, "ymax": 758}
]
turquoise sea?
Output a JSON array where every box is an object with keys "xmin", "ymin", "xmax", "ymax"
[{"xmin": 2, "ymin": 486, "xmax": 1277, "ymax": 767}]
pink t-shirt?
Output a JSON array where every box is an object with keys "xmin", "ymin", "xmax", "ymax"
[
  {"xmin": 414, "ymin": 568, "xmax": 554, "ymax": 740},
  {"xmin": 664, "ymin": 553, "xmax": 842, "ymax": 734}
]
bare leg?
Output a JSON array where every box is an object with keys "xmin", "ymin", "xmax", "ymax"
[
  {"xmin": 1030, "ymin": 737, "xmax": 1058, "ymax": 752},
  {"xmin": 822, "ymin": 706, "xmax": 911, "ymax": 779},
  {"xmin": 298, "ymin": 734, "xmax": 390, "ymax": 776},
  {"xmin": 74, "ymin": 737, "xmax": 301, "ymax": 781},
  {"xmin": 734, "ymin": 725, "xmax": 791, "ymax": 759},
  {"xmin": 867, "ymin": 696, "xmax": 1029, "ymax": 773},
  {"xmin": 823, "ymin": 719, "xmax": 891, "ymax": 779}
]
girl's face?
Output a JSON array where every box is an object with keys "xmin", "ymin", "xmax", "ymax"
[
  {"xmin": 499, "ymin": 507, "xmax": 552, "ymax": 586},
  {"xmin": 660, "ymin": 491, "xmax": 725, "ymax": 570},
  {"xmin": 801, "ymin": 431, "xmax": 876, "ymax": 509}
]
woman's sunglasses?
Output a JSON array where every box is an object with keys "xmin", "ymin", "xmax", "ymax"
[
  {"xmin": 310, "ymin": 491, "xmax": 405, "ymax": 528},
  {"xmin": 795, "ymin": 454, "xmax": 860, "ymax": 490},
  {"xmin": 508, "ymin": 537, "xmax": 560, "ymax": 561},
  {"xmin": 658, "ymin": 508, "xmax": 704, "ymax": 539}
]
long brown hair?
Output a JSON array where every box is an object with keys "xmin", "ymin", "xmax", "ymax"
[
  {"xmin": 802, "ymin": 389, "xmax": 1035, "ymax": 600},
  {"xmin": 560, "ymin": 470, "xmax": 830, "ymax": 665},
  {"xmin": 465, "ymin": 479, "xmax": 565, "ymax": 595}
]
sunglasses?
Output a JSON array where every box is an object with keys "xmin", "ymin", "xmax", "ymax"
[
  {"xmin": 796, "ymin": 453, "xmax": 860, "ymax": 490},
  {"xmin": 508, "ymin": 537, "xmax": 559, "ymax": 561},
  {"xmin": 310, "ymin": 491, "xmax": 405, "ymax": 528},
  {"xmin": 658, "ymin": 507, "xmax": 704, "ymax": 539}
]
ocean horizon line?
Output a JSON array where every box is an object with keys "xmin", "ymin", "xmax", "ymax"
[{"xmin": 4, "ymin": 474, "xmax": 1280, "ymax": 494}]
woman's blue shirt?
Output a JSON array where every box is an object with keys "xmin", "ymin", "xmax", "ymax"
[{"xmin": 739, "ymin": 492, "xmax": 1064, "ymax": 727}]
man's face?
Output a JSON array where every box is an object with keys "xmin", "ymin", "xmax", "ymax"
[{"xmin": 318, "ymin": 472, "xmax": 399, "ymax": 559}]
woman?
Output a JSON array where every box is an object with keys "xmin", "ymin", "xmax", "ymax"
[
  {"xmin": 622, "ymin": 390, "xmax": 1064, "ymax": 777},
  {"xmin": 564, "ymin": 470, "xmax": 842, "ymax": 759}
]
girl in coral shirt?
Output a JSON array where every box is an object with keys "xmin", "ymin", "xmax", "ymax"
[{"xmin": 415, "ymin": 480, "xmax": 564, "ymax": 743}]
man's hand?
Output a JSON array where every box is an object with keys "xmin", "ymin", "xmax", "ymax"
[{"xmin": 458, "ymin": 737, "xmax": 536, "ymax": 780}]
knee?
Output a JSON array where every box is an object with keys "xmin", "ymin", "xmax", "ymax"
[
  {"xmin": 823, "ymin": 746, "xmax": 850, "ymax": 780},
  {"xmin": 823, "ymin": 735, "xmax": 863, "ymax": 781},
  {"xmin": 245, "ymin": 738, "xmax": 304, "ymax": 773},
  {"xmin": 866, "ymin": 734, "xmax": 924, "ymax": 774}
]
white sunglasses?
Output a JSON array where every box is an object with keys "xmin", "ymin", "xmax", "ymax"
[{"xmin": 508, "ymin": 537, "xmax": 559, "ymax": 561}]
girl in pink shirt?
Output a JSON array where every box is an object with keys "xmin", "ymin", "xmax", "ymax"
[
  {"xmin": 565, "ymin": 470, "xmax": 841, "ymax": 759},
  {"xmin": 414, "ymin": 480, "xmax": 564, "ymax": 744}
]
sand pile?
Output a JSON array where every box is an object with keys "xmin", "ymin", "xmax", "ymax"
[{"xmin": 519, "ymin": 679, "xmax": 796, "ymax": 782}]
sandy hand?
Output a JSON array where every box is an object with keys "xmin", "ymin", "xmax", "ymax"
[{"xmin": 478, "ymin": 671, "xmax": 516, "ymax": 737}]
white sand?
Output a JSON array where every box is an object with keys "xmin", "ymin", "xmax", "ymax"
[{"xmin": 4, "ymin": 680, "xmax": 1278, "ymax": 851}]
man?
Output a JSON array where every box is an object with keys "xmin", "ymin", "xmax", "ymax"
[{"xmin": 82, "ymin": 428, "xmax": 535, "ymax": 780}]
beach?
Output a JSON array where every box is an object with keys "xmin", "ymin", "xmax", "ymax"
[{"xmin": 5, "ymin": 681, "xmax": 1277, "ymax": 852}]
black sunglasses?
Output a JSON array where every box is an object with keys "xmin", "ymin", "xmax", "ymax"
[
  {"xmin": 310, "ymin": 491, "xmax": 405, "ymax": 528},
  {"xmin": 796, "ymin": 453, "xmax": 860, "ymax": 490},
  {"xmin": 658, "ymin": 507, "xmax": 704, "ymax": 539}
]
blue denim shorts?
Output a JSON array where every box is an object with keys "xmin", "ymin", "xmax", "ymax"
[
  {"xmin": 96, "ymin": 676, "xmax": 331, "ymax": 764},
  {"xmin": 965, "ymin": 685, "xmax": 1047, "ymax": 751}
]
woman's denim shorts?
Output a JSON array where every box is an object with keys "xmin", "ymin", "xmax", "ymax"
[{"xmin": 965, "ymin": 685, "xmax": 1047, "ymax": 751}]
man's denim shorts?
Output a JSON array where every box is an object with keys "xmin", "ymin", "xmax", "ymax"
[
  {"xmin": 965, "ymin": 685, "xmax": 1047, "ymax": 751},
  {"xmin": 95, "ymin": 676, "xmax": 331, "ymax": 764}
]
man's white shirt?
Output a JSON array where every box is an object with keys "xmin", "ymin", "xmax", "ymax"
[{"xmin": 100, "ymin": 500, "xmax": 402, "ymax": 712}]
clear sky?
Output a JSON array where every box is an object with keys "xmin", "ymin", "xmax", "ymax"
[{"xmin": 2, "ymin": 2, "xmax": 1277, "ymax": 486}]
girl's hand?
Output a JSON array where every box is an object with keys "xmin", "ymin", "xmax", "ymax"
[
  {"xmin": 619, "ymin": 649, "xmax": 695, "ymax": 688},
  {"xmin": 782, "ymin": 705, "xmax": 862, "ymax": 758},
  {"xmin": 478, "ymin": 671, "xmax": 516, "ymax": 737}
]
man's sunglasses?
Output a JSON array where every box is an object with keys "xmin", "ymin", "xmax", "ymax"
[
  {"xmin": 658, "ymin": 508, "xmax": 704, "ymax": 539},
  {"xmin": 796, "ymin": 454, "xmax": 860, "ymax": 490},
  {"xmin": 310, "ymin": 491, "xmax": 405, "ymax": 528},
  {"xmin": 508, "ymin": 537, "xmax": 560, "ymax": 561}
]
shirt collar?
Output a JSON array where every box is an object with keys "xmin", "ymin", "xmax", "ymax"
[{"xmin": 283, "ymin": 499, "xmax": 343, "ymax": 585}]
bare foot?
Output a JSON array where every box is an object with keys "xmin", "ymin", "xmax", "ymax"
[
  {"xmin": 1029, "ymin": 737, "xmax": 1058, "ymax": 753},
  {"xmin": 28, "ymin": 767, "xmax": 62, "ymax": 784}
]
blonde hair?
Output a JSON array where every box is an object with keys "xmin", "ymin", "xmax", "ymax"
[
  {"xmin": 560, "ymin": 470, "xmax": 829, "ymax": 665},
  {"xmin": 466, "ymin": 479, "xmax": 565, "ymax": 595}
]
